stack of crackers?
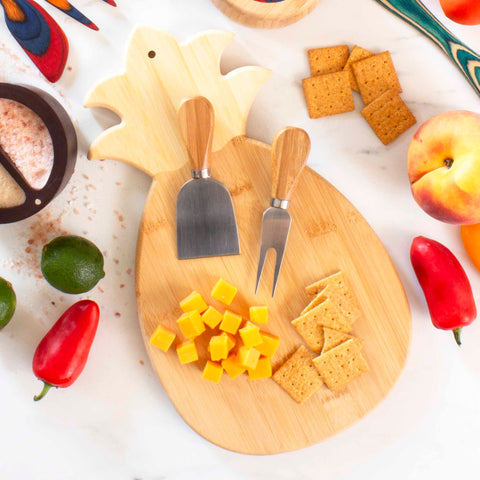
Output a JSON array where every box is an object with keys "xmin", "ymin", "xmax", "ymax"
[
  {"xmin": 302, "ymin": 45, "xmax": 416, "ymax": 145},
  {"xmin": 273, "ymin": 272, "xmax": 369, "ymax": 403}
]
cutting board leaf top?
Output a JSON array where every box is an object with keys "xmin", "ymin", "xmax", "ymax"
[{"xmin": 84, "ymin": 27, "xmax": 271, "ymax": 176}]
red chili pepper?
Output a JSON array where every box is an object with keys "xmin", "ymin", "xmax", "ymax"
[
  {"xmin": 32, "ymin": 300, "xmax": 99, "ymax": 401},
  {"xmin": 410, "ymin": 236, "xmax": 477, "ymax": 346}
]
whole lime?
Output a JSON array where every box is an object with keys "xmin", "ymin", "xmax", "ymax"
[
  {"xmin": 41, "ymin": 235, "xmax": 105, "ymax": 294},
  {"xmin": 0, "ymin": 277, "xmax": 16, "ymax": 329}
]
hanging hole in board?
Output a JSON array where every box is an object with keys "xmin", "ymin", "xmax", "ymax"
[
  {"xmin": 148, "ymin": 51, "xmax": 156, "ymax": 59},
  {"xmin": 34, "ymin": 199, "xmax": 42, "ymax": 206}
]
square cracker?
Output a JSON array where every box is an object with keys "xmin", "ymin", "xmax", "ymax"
[
  {"xmin": 308, "ymin": 45, "xmax": 350, "ymax": 76},
  {"xmin": 273, "ymin": 346, "xmax": 323, "ymax": 403},
  {"xmin": 361, "ymin": 88, "xmax": 416, "ymax": 145},
  {"xmin": 306, "ymin": 272, "xmax": 362, "ymax": 325},
  {"xmin": 293, "ymin": 296, "xmax": 353, "ymax": 341},
  {"xmin": 302, "ymin": 72, "xmax": 355, "ymax": 119},
  {"xmin": 301, "ymin": 287, "xmax": 327, "ymax": 316},
  {"xmin": 313, "ymin": 338, "xmax": 369, "ymax": 392},
  {"xmin": 321, "ymin": 327, "xmax": 352, "ymax": 354},
  {"xmin": 343, "ymin": 45, "xmax": 374, "ymax": 92},
  {"xmin": 291, "ymin": 314, "xmax": 325, "ymax": 353},
  {"xmin": 351, "ymin": 51, "xmax": 402, "ymax": 105}
]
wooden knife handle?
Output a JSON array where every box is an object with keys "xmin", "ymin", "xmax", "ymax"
[
  {"xmin": 373, "ymin": 0, "xmax": 480, "ymax": 97},
  {"xmin": 178, "ymin": 96, "xmax": 215, "ymax": 172},
  {"xmin": 271, "ymin": 127, "xmax": 310, "ymax": 202}
]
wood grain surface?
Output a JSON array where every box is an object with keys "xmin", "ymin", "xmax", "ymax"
[
  {"xmin": 210, "ymin": 0, "xmax": 322, "ymax": 28},
  {"xmin": 271, "ymin": 127, "xmax": 310, "ymax": 201},
  {"xmin": 85, "ymin": 28, "xmax": 411, "ymax": 454},
  {"xmin": 136, "ymin": 136, "xmax": 411, "ymax": 454}
]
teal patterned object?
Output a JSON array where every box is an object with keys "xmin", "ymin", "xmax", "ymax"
[{"xmin": 374, "ymin": 0, "xmax": 480, "ymax": 97}]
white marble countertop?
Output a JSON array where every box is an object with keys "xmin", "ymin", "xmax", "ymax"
[{"xmin": 1, "ymin": 0, "xmax": 480, "ymax": 478}]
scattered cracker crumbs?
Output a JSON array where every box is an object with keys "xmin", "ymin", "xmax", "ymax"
[
  {"xmin": 273, "ymin": 346, "xmax": 323, "ymax": 403},
  {"xmin": 361, "ymin": 88, "xmax": 416, "ymax": 145},
  {"xmin": 302, "ymin": 71, "xmax": 355, "ymax": 119},
  {"xmin": 343, "ymin": 45, "xmax": 374, "ymax": 92},
  {"xmin": 351, "ymin": 51, "xmax": 402, "ymax": 105},
  {"xmin": 313, "ymin": 338, "xmax": 369, "ymax": 392},
  {"xmin": 308, "ymin": 45, "xmax": 349, "ymax": 76}
]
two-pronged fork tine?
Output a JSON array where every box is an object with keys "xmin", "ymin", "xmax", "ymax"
[{"xmin": 255, "ymin": 127, "xmax": 311, "ymax": 297}]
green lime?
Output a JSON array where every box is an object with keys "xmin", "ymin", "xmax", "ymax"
[
  {"xmin": 0, "ymin": 277, "xmax": 16, "ymax": 329},
  {"xmin": 41, "ymin": 235, "xmax": 105, "ymax": 294}
]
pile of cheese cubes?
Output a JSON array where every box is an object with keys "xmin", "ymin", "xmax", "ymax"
[{"xmin": 149, "ymin": 278, "xmax": 280, "ymax": 383}]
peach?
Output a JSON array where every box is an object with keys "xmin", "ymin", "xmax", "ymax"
[{"xmin": 408, "ymin": 110, "xmax": 480, "ymax": 224}]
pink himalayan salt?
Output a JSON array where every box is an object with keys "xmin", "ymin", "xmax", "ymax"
[{"xmin": 0, "ymin": 98, "xmax": 53, "ymax": 190}]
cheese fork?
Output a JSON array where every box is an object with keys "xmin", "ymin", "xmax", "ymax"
[{"xmin": 255, "ymin": 127, "xmax": 310, "ymax": 297}]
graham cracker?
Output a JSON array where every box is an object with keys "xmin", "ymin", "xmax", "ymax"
[
  {"xmin": 321, "ymin": 327, "xmax": 352, "ymax": 354},
  {"xmin": 273, "ymin": 346, "xmax": 323, "ymax": 403},
  {"xmin": 306, "ymin": 272, "xmax": 362, "ymax": 325},
  {"xmin": 302, "ymin": 71, "xmax": 355, "ymax": 119},
  {"xmin": 343, "ymin": 45, "xmax": 374, "ymax": 92},
  {"xmin": 361, "ymin": 88, "xmax": 416, "ymax": 145},
  {"xmin": 301, "ymin": 287, "xmax": 328, "ymax": 315},
  {"xmin": 308, "ymin": 45, "xmax": 350, "ymax": 76},
  {"xmin": 351, "ymin": 51, "xmax": 402, "ymax": 105},
  {"xmin": 313, "ymin": 338, "xmax": 369, "ymax": 392},
  {"xmin": 291, "ymin": 314, "xmax": 325, "ymax": 353},
  {"xmin": 294, "ymin": 297, "xmax": 353, "ymax": 340}
]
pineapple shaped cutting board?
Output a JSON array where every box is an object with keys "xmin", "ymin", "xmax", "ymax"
[
  {"xmin": 210, "ymin": 0, "xmax": 322, "ymax": 28},
  {"xmin": 85, "ymin": 28, "xmax": 411, "ymax": 455}
]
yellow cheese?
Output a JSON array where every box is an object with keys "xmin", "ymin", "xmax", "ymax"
[
  {"xmin": 202, "ymin": 360, "xmax": 223, "ymax": 383},
  {"xmin": 211, "ymin": 278, "xmax": 237, "ymax": 305},
  {"xmin": 237, "ymin": 346, "xmax": 260, "ymax": 370},
  {"xmin": 176, "ymin": 340, "xmax": 198, "ymax": 364},
  {"xmin": 209, "ymin": 334, "xmax": 229, "ymax": 361},
  {"xmin": 180, "ymin": 291, "xmax": 208, "ymax": 313},
  {"xmin": 249, "ymin": 306, "xmax": 268, "ymax": 324},
  {"xmin": 149, "ymin": 324, "xmax": 176, "ymax": 352},
  {"xmin": 201, "ymin": 306, "xmax": 223, "ymax": 329},
  {"xmin": 247, "ymin": 356, "xmax": 272, "ymax": 380},
  {"xmin": 239, "ymin": 321, "xmax": 263, "ymax": 348},
  {"xmin": 177, "ymin": 310, "xmax": 205, "ymax": 339},
  {"xmin": 256, "ymin": 332, "xmax": 280, "ymax": 358},
  {"xmin": 219, "ymin": 310, "xmax": 242, "ymax": 335},
  {"xmin": 222, "ymin": 354, "xmax": 246, "ymax": 379},
  {"xmin": 220, "ymin": 332, "xmax": 236, "ymax": 351}
]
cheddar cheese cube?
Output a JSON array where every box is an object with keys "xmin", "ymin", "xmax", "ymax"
[
  {"xmin": 180, "ymin": 291, "xmax": 208, "ymax": 314},
  {"xmin": 201, "ymin": 306, "xmax": 223, "ymax": 329},
  {"xmin": 249, "ymin": 306, "xmax": 268, "ymax": 324},
  {"xmin": 247, "ymin": 356, "xmax": 272, "ymax": 380},
  {"xmin": 202, "ymin": 361, "xmax": 223, "ymax": 383},
  {"xmin": 149, "ymin": 324, "xmax": 176, "ymax": 352},
  {"xmin": 239, "ymin": 321, "xmax": 263, "ymax": 348},
  {"xmin": 176, "ymin": 340, "xmax": 198, "ymax": 364},
  {"xmin": 211, "ymin": 278, "xmax": 237, "ymax": 305},
  {"xmin": 209, "ymin": 334, "xmax": 229, "ymax": 361},
  {"xmin": 237, "ymin": 346, "xmax": 260, "ymax": 370},
  {"xmin": 177, "ymin": 311, "xmax": 205, "ymax": 339},
  {"xmin": 256, "ymin": 332, "xmax": 280, "ymax": 358},
  {"xmin": 221, "ymin": 354, "xmax": 246, "ymax": 379},
  {"xmin": 220, "ymin": 310, "xmax": 242, "ymax": 335},
  {"xmin": 220, "ymin": 332, "xmax": 236, "ymax": 352}
]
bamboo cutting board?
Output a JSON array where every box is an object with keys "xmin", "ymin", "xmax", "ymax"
[
  {"xmin": 85, "ymin": 28, "xmax": 411, "ymax": 454},
  {"xmin": 211, "ymin": 0, "xmax": 322, "ymax": 28}
]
